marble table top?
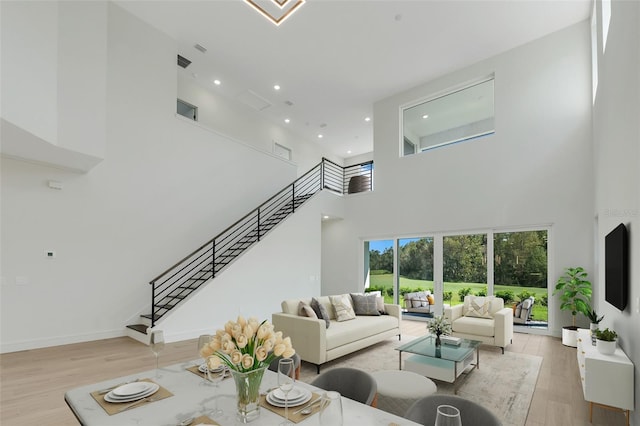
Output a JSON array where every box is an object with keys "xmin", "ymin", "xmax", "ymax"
[{"xmin": 65, "ymin": 359, "xmax": 421, "ymax": 425}]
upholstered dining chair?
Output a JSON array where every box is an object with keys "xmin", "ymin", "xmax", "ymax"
[
  {"xmin": 268, "ymin": 352, "xmax": 301, "ymax": 380},
  {"xmin": 404, "ymin": 394, "xmax": 501, "ymax": 426},
  {"xmin": 310, "ymin": 367, "xmax": 378, "ymax": 406}
]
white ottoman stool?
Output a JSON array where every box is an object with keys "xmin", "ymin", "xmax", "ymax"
[{"xmin": 371, "ymin": 370, "xmax": 437, "ymax": 417}]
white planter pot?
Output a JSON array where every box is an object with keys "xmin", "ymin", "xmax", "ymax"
[
  {"xmin": 562, "ymin": 327, "xmax": 578, "ymax": 347},
  {"xmin": 596, "ymin": 339, "xmax": 617, "ymax": 355}
]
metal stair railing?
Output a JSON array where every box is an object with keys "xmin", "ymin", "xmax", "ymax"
[{"xmin": 146, "ymin": 158, "xmax": 373, "ymax": 327}]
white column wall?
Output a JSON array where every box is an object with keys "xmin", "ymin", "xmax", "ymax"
[
  {"xmin": 592, "ymin": 1, "xmax": 640, "ymax": 423},
  {"xmin": 322, "ymin": 21, "xmax": 594, "ymax": 335}
]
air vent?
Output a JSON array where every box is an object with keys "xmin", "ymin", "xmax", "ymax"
[
  {"xmin": 177, "ymin": 55, "xmax": 192, "ymax": 68},
  {"xmin": 237, "ymin": 90, "xmax": 272, "ymax": 111},
  {"xmin": 194, "ymin": 44, "xmax": 207, "ymax": 53}
]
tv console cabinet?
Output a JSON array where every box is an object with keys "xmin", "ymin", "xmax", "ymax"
[{"xmin": 576, "ymin": 329, "xmax": 634, "ymax": 425}]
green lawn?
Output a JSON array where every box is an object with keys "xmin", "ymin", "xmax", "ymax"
[{"xmin": 368, "ymin": 274, "xmax": 548, "ymax": 322}]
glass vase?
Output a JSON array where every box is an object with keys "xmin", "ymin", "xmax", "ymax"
[{"xmin": 230, "ymin": 366, "xmax": 266, "ymax": 423}]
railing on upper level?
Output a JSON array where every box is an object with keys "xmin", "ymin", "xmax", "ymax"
[{"xmin": 146, "ymin": 158, "xmax": 373, "ymax": 327}]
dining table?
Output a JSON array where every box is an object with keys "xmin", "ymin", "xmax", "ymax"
[{"xmin": 64, "ymin": 359, "xmax": 422, "ymax": 426}]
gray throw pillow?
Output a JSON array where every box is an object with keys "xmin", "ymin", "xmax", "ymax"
[
  {"xmin": 311, "ymin": 297, "xmax": 330, "ymax": 328},
  {"xmin": 350, "ymin": 293, "xmax": 380, "ymax": 316}
]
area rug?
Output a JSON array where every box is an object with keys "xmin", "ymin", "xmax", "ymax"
[{"xmin": 298, "ymin": 336, "xmax": 541, "ymax": 426}]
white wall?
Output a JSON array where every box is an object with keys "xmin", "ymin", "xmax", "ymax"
[
  {"xmin": 0, "ymin": 1, "xmax": 107, "ymax": 167},
  {"xmin": 177, "ymin": 74, "xmax": 342, "ymax": 174},
  {"xmin": 156, "ymin": 193, "xmax": 330, "ymax": 342},
  {"xmin": 322, "ymin": 21, "xmax": 594, "ymax": 335},
  {"xmin": 592, "ymin": 1, "xmax": 640, "ymax": 422},
  {"xmin": 0, "ymin": 2, "xmax": 326, "ymax": 353}
]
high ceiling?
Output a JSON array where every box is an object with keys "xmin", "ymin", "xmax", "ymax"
[{"xmin": 115, "ymin": 0, "xmax": 591, "ymax": 159}]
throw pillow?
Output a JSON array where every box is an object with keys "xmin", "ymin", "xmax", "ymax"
[
  {"xmin": 350, "ymin": 293, "xmax": 380, "ymax": 316},
  {"xmin": 366, "ymin": 290, "xmax": 387, "ymax": 313},
  {"xmin": 419, "ymin": 295, "xmax": 428, "ymax": 307},
  {"xmin": 465, "ymin": 296, "xmax": 494, "ymax": 319},
  {"xmin": 329, "ymin": 295, "xmax": 356, "ymax": 322},
  {"xmin": 427, "ymin": 295, "xmax": 435, "ymax": 305},
  {"xmin": 411, "ymin": 298, "xmax": 422, "ymax": 308},
  {"xmin": 298, "ymin": 301, "xmax": 318, "ymax": 319},
  {"xmin": 310, "ymin": 297, "xmax": 330, "ymax": 328}
]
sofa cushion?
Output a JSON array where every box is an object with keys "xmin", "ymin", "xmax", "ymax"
[
  {"xmin": 464, "ymin": 296, "xmax": 494, "ymax": 319},
  {"xmin": 298, "ymin": 301, "xmax": 318, "ymax": 319},
  {"xmin": 350, "ymin": 293, "xmax": 380, "ymax": 316},
  {"xmin": 311, "ymin": 298, "xmax": 331, "ymax": 328},
  {"xmin": 330, "ymin": 295, "xmax": 356, "ymax": 322},
  {"xmin": 452, "ymin": 316, "xmax": 496, "ymax": 337},
  {"xmin": 325, "ymin": 315, "xmax": 399, "ymax": 350}
]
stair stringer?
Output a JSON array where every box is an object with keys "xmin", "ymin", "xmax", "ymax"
[{"xmin": 146, "ymin": 191, "xmax": 342, "ymax": 343}]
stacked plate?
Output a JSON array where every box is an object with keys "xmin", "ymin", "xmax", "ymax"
[
  {"xmin": 266, "ymin": 387, "xmax": 312, "ymax": 408},
  {"xmin": 104, "ymin": 382, "xmax": 159, "ymax": 403},
  {"xmin": 198, "ymin": 364, "xmax": 229, "ymax": 375}
]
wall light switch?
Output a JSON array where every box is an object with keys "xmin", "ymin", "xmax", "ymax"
[{"xmin": 636, "ymin": 297, "xmax": 640, "ymax": 314}]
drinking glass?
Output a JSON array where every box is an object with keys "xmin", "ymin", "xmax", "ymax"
[
  {"xmin": 205, "ymin": 356, "xmax": 225, "ymax": 418},
  {"xmin": 277, "ymin": 358, "xmax": 295, "ymax": 426},
  {"xmin": 197, "ymin": 335, "xmax": 212, "ymax": 380},
  {"xmin": 149, "ymin": 330, "xmax": 165, "ymax": 378},
  {"xmin": 319, "ymin": 391, "xmax": 343, "ymax": 426},
  {"xmin": 435, "ymin": 404, "xmax": 462, "ymax": 426}
]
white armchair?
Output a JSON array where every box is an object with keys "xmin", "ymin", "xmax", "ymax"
[{"xmin": 444, "ymin": 295, "xmax": 513, "ymax": 353}]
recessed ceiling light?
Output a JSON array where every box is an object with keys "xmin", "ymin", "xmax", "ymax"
[
  {"xmin": 213, "ymin": 79, "xmax": 221, "ymax": 86},
  {"xmin": 347, "ymin": 150, "xmax": 352, "ymax": 154},
  {"xmin": 422, "ymin": 114, "xmax": 429, "ymax": 119},
  {"xmin": 318, "ymin": 134, "xmax": 323, "ymax": 139},
  {"xmin": 274, "ymin": 84, "xmax": 281, "ymax": 91},
  {"xmin": 284, "ymin": 118, "xmax": 290, "ymax": 124},
  {"xmin": 364, "ymin": 117, "xmax": 371, "ymax": 122},
  {"xmin": 323, "ymin": 215, "xmax": 329, "ymax": 219}
]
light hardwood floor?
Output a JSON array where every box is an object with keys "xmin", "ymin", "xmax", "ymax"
[{"xmin": 0, "ymin": 321, "xmax": 626, "ymax": 426}]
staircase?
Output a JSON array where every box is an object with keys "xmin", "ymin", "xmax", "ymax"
[{"xmin": 126, "ymin": 158, "xmax": 373, "ymax": 337}]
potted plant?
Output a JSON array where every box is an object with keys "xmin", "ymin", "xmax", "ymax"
[
  {"xmin": 594, "ymin": 328, "xmax": 617, "ymax": 355},
  {"xmin": 554, "ymin": 267, "xmax": 592, "ymax": 347},
  {"xmin": 586, "ymin": 307, "xmax": 604, "ymax": 344}
]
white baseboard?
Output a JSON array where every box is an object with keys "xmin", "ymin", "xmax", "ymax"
[{"xmin": 0, "ymin": 329, "xmax": 125, "ymax": 354}]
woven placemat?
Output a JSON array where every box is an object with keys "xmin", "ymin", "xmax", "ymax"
[
  {"xmin": 191, "ymin": 415, "xmax": 220, "ymax": 425},
  {"xmin": 90, "ymin": 378, "xmax": 173, "ymax": 415},
  {"xmin": 259, "ymin": 392, "xmax": 322, "ymax": 423},
  {"xmin": 186, "ymin": 365, "xmax": 231, "ymax": 380}
]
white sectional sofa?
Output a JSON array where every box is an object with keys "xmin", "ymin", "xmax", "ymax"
[
  {"xmin": 444, "ymin": 295, "xmax": 513, "ymax": 353},
  {"xmin": 272, "ymin": 293, "xmax": 402, "ymax": 373}
]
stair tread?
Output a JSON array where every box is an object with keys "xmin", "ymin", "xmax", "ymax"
[{"xmin": 126, "ymin": 324, "xmax": 148, "ymax": 334}]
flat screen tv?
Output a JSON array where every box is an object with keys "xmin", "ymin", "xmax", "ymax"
[{"xmin": 605, "ymin": 223, "xmax": 628, "ymax": 310}]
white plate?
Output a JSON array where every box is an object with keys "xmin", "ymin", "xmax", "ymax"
[
  {"xmin": 266, "ymin": 388, "xmax": 312, "ymax": 408},
  {"xmin": 112, "ymin": 382, "xmax": 153, "ymax": 397},
  {"xmin": 104, "ymin": 383, "xmax": 159, "ymax": 403},
  {"xmin": 198, "ymin": 364, "xmax": 227, "ymax": 374},
  {"xmin": 271, "ymin": 387, "xmax": 306, "ymax": 401}
]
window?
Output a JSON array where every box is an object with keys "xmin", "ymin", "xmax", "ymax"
[
  {"xmin": 402, "ymin": 78, "xmax": 495, "ymax": 156},
  {"xmin": 177, "ymin": 99, "xmax": 197, "ymax": 121}
]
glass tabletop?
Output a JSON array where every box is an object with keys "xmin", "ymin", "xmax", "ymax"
[{"xmin": 396, "ymin": 335, "xmax": 481, "ymax": 362}]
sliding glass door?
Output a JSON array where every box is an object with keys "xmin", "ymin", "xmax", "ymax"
[{"xmin": 364, "ymin": 227, "xmax": 549, "ymax": 331}]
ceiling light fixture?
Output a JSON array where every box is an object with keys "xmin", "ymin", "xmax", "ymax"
[
  {"xmin": 318, "ymin": 134, "xmax": 323, "ymax": 139},
  {"xmin": 422, "ymin": 114, "xmax": 429, "ymax": 119},
  {"xmin": 364, "ymin": 117, "xmax": 371, "ymax": 122},
  {"xmin": 274, "ymin": 84, "xmax": 281, "ymax": 90},
  {"xmin": 213, "ymin": 79, "xmax": 221, "ymax": 86},
  {"xmin": 284, "ymin": 118, "xmax": 290, "ymax": 123},
  {"xmin": 244, "ymin": 0, "xmax": 305, "ymax": 26}
]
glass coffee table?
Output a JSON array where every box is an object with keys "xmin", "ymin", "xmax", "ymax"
[{"xmin": 396, "ymin": 335, "xmax": 481, "ymax": 383}]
